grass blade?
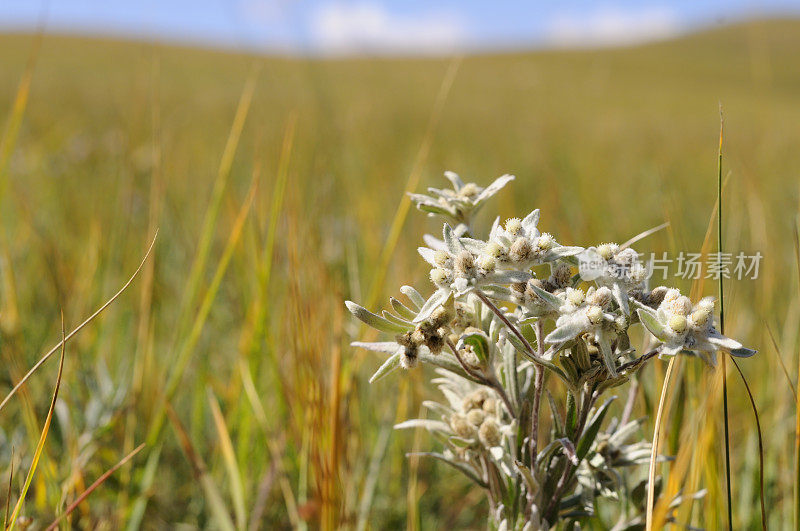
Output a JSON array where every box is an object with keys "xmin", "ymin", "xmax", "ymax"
[
  {"xmin": 729, "ymin": 359, "xmax": 766, "ymax": 530},
  {"xmin": 207, "ymin": 389, "xmax": 247, "ymax": 530},
  {"xmin": 165, "ymin": 402, "xmax": 235, "ymax": 531},
  {"xmin": 45, "ymin": 443, "xmax": 146, "ymax": 531},
  {"xmin": 7, "ymin": 311, "xmax": 66, "ymax": 528},
  {"xmin": 717, "ymin": 104, "xmax": 733, "ymax": 531},
  {"xmin": 646, "ymin": 356, "xmax": 677, "ymax": 531},
  {"xmin": 0, "ymin": 232, "xmax": 158, "ymax": 414}
]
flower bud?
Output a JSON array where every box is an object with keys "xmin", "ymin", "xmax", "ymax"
[
  {"xmin": 668, "ymin": 314, "xmax": 687, "ymax": 333},
  {"xmin": 597, "ymin": 243, "xmax": 619, "ymax": 261},
  {"xmin": 484, "ymin": 241, "xmax": 504, "ymax": 259},
  {"xmin": 536, "ymin": 232, "xmax": 556, "ymax": 250},
  {"xmin": 466, "ymin": 409, "xmax": 486, "ymax": 426},
  {"xmin": 479, "ymin": 418, "xmax": 502, "ymax": 447},
  {"xmin": 566, "ymin": 288, "xmax": 585, "ymax": 306},
  {"xmin": 505, "ymin": 217, "xmax": 523, "ymax": 235},
  {"xmin": 459, "ymin": 182, "xmax": 481, "ymax": 199},
  {"xmin": 696, "ymin": 296, "xmax": 715, "ymax": 313},
  {"xmin": 450, "ymin": 414, "xmax": 475, "ymax": 438},
  {"xmin": 690, "ymin": 308, "xmax": 711, "ymax": 328},
  {"xmin": 482, "ymin": 398, "xmax": 497, "ymax": 414},
  {"xmin": 586, "ymin": 305, "xmax": 604, "ymax": 325},
  {"xmin": 477, "ymin": 254, "xmax": 496, "ymax": 272},
  {"xmin": 434, "ymin": 250, "xmax": 451, "ymax": 267},
  {"xmin": 430, "ymin": 268, "xmax": 450, "ymax": 287}
]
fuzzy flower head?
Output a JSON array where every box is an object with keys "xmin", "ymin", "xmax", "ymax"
[
  {"xmin": 415, "ymin": 224, "xmax": 532, "ymax": 322},
  {"xmin": 578, "ymin": 243, "xmax": 648, "ymax": 316},
  {"xmin": 544, "ymin": 286, "xmax": 624, "ymax": 376},
  {"xmin": 481, "ymin": 210, "xmax": 582, "ymax": 269},
  {"xmin": 408, "ymin": 172, "xmax": 515, "ymax": 226},
  {"xmin": 637, "ymin": 291, "xmax": 756, "ymax": 361}
]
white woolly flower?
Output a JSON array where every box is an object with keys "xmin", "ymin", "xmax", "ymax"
[
  {"xmin": 637, "ymin": 293, "xmax": 756, "ymax": 361},
  {"xmin": 544, "ymin": 286, "xmax": 623, "ymax": 376}
]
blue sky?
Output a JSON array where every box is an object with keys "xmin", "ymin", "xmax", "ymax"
[{"xmin": 1, "ymin": 1, "xmax": 799, "ymax": 54}]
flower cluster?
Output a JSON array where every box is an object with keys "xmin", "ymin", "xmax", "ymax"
[{"xmin": 346, "ymin": 173, "xmax": 755, "ymax": 529}]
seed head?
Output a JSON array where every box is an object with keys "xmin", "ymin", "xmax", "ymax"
[
  {"xmin": 587, "ymin": 286, "xmax": 612, "ymax": 308},
  {"xmin": 509, "ymin": 237, "xmax": 533, "ymax": 263},
  {"xmin": 454, "ymin": 251, "xmax": 475, "ymax": 275},
  {"xmin": 429, "ymin": 306, "xmax": 453, "ymax": 328},
  {"xmin": 400, "ymin": 349, "xmax": 418, "ymax": 369},
  {"xmin": 549, "ymin": 263, "xmax": 572, "ymax": 288}
]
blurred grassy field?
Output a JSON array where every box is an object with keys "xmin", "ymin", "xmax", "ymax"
[{"xmin": 0, "ymin": 18, "xmax": 799, "ymax": 529}]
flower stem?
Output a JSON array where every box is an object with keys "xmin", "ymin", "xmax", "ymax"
[
  {"xmin": 474, "ymin": 290, "xmax": 544, "ymax": 366},
  {"xmin": 447, "ymin": 338, "xmax": 516, "ymax": 419},
  {"xmin": 530, "ymin": 321, "xmax": 546, "ymax": 470}
]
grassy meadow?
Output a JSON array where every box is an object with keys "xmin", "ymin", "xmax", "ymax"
[{"xmin": 0, "ymin": 18, "xmax": 799, "ymax": 528}]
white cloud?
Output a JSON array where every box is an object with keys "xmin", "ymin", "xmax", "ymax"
[
  {"xmin": 309, "ymin": 3, "xmax": 466, "ymax": 55},
  {"xmin": 546, "ymin": 8, "xmax": 681, "ymax": 48}
]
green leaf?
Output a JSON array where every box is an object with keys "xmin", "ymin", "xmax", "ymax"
[
  {"xmin": 369, "ymin": 352, "xmax": 402, "ymax": 383},
  {"xmin": 576, "ymin": 397, "xmax": 616, "ymax": 461},
  {"xmin": 597, "ymin": 331, "xmax": 618, "ymax": 377},
  {"xmin": 566, "ymin": 392, "xmax": 577, "ymax": 438},
  {"xmin": 730, "ymin": 346, "xmax": 757, "ymax": 358},
  {"xmin": 528, "ymin": 283, "xmax": 564, "ymax": 311},
  {"xmin": 400, "ymin": 285, "xmax": 425, "ymax": 309},
  {"xmin": 413, "ymin": 289, "xmax": 450, "ymax": 323},
  {"xmin": 443, "ymin": 223, "xmax": 464, "ymax": 254},
  {"xmin": 346, "ymin": 301, "xmax": 409, "ymax": 333},
  {"xmin": 459, "ymin": 330, "xmax": 491, "ymax": 363},
  {"xmin": 636, "ymin": 308, "xmax": 667, "ymax": 341},
  {"xmin": 408, "ymin": 452, "xmax": 488, "ymax": 488},
  {"xmin": 390, "ymin": 297, "xmax": 417, "ymax": 320}
]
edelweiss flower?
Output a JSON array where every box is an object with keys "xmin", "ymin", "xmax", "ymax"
[
  {"xmin": 544, "ymin": 286, "xmax": 625, "ymax": 375},
  {"xmin": 408, "ymin": 172, "xmax": 515, "ymax": 229},
  {"xmin": 416, "ymin": 224, "xmax": 531, "ymax": 321},
  {"xmin": 394, "ymin": 369, "xmax": 514, "ymax": 455},
  {"xmin": 578, "ymin": 243, "xmax": 647, "ymax": 315},
  {"xmin": 636, "ymin": 289, "xmax": 756, "ymax": 361},
  {"xmin": 476, "ymin": 210, "xmax": 582, "ymax": 270}
]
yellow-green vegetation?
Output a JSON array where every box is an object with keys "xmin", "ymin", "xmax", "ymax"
[{"xmin": 0, "ymin": 18, "xmax": 798, "ymax": 529}]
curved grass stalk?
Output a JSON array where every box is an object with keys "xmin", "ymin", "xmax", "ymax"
[
  {"xmin": 646, "ymin": 355, "xmax": 676, "ymax": 531},
  {"xmin": 0, "ymin": 232, "xmax": 158, "ymax": 414}
]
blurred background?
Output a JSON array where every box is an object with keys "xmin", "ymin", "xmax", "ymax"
[{"xmin": 0, "ymin": 1, "xmax": 799, "ymax": 528}]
